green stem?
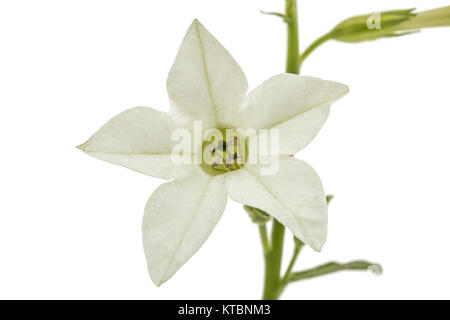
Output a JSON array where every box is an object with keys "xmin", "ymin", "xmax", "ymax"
[
  {"xmin": 258, "ymin": 224, "xmax": 270, "ymax": 255},
  {"xmin": 285, "ymin": 0, "xmax": 300, "ymax": 74},
  {"xmin": 281, "ymin": 241, "xmax": 304, "ymax": 285},
  {"xmin": 261, "ymin": 0, "xmax": 300, "ymax": 300},
  {"xmin": 298, "ymin": 33, "xmax": 331, "ymax": 72},
  {"xmin": 257, "ymin": 0, "xmax": 384, "ymax": 300},
  {"xmin": 262, "ymin": 219, "xmax": 285, "ymax": 299}
]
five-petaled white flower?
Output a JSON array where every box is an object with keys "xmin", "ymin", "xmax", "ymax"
[{"xmin": 78, "ymin": 19, "xmax": 348, "ymax": 286}]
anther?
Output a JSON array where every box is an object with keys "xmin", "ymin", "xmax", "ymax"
[{"xmin": 217, "ymin": 140, "xmax": 227, "ymax": 151}]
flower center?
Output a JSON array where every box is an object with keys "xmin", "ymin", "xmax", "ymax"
[{"xmin": 200, "ymin": 128, "xmax": 247, "ymax": 176}]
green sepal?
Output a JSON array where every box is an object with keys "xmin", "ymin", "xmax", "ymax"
[
  {"xmin": 396, "ymin": 6, "xmax": 450, "ymax": 29},
  {"xmin": 244, "ymin": 206, "xmax": 272, "ymax": 225}
]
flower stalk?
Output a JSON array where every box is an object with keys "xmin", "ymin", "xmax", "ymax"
[
  {"xmin": 260, "ymin": 0, "xmax": 301, "ymax": 300},
  {"xmin": 262, "ymin": 219, "xmax": 286, "ymax": 300},
  {"xmin": 257, "ymin": 0, "xmax": 382, "ymax": 299},
  {"xmin": 285, "ymin": 0, "xmax": 300, "ymax": 74}
]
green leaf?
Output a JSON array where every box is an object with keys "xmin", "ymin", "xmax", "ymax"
[
  {"xmin": 260, "ymin": 10, "xmax": 293, "ymax": 23},
  {"xmin": 289, "ymin": 260, "xmax": 382, "ymax": 283},
  {"xmin": 260, "ymin": 10, "xmax": 286, "ymax": 19}
]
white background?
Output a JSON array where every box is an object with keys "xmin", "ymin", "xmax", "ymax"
[{"xmin": 1, "ymin": 0, "xmax": 449, "ymax": 299}]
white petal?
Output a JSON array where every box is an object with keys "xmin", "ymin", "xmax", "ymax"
[
  {"xmin": 143, "ymin": 171, "xmax": 227, "ymax": 286},
  {"xmin": 167, "ymin": 19, "xmax": 248, "ymax": 129},
  {"xmin": 78, "ymin": 107, "xmax": 193, "ymax": 180},
  {"xmin": 226, "ymin": 156, "xmax": 327, "ymax": 251},
  {"xmin": 237, "ymin": 74, "xmax": 348, "ymax": 155}
]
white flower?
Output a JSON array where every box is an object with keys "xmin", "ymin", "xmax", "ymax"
[{"xmin": 78, "ymin": 19, "xmax": 348, "ymax": 286}]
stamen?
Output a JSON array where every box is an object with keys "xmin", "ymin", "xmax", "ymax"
[
  {"xmin": 217, "ymin": 140, "xmax": 227, "ymax": 151},
  {"xmin": 226, "ymin": 154, "xmax": 235, "ymax": 165},
  {"xmin": 213, "ymin": 156, "xmax": 223, "ymax": 165},
  {"xmin": 206, "ymin": 143, "xmax": 216, "ymax": 153},
  {"xmin": 200, "ymin": 130, "xmax": 246, "ymax": 176}
]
